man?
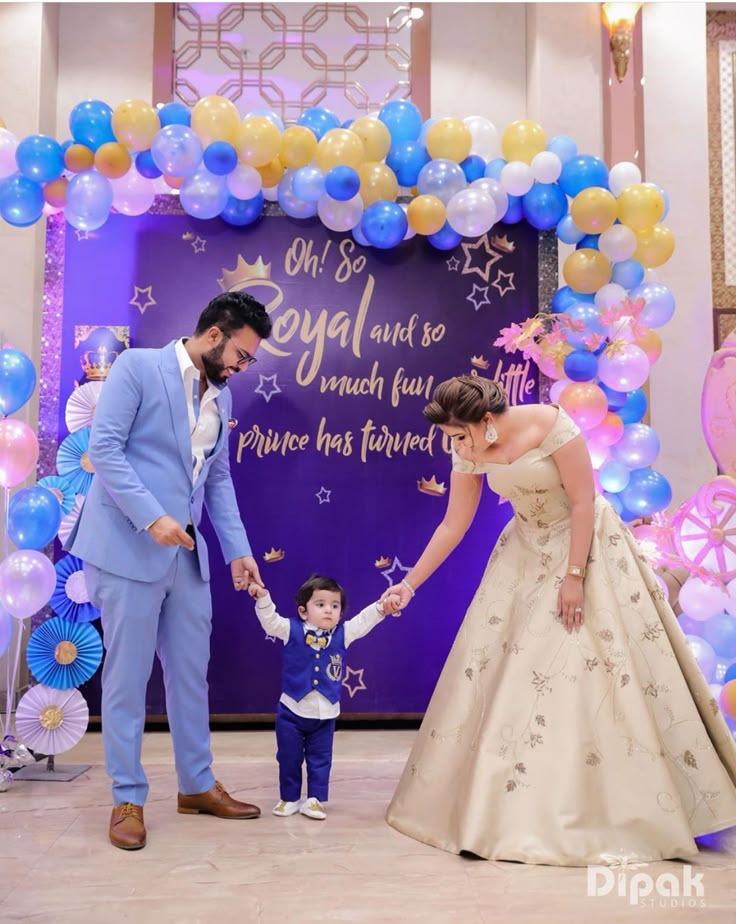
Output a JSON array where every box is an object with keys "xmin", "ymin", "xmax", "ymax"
[{"xmin": 67, "ymin": 291, "xmax": 272, "ymax": 850}]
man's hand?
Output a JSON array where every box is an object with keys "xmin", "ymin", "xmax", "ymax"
[
  {"xmin": 248, "ymin": 582, "xmax": 269, "ymax": 600},
  {"xmin": 148, "ymin": 515, "xmax": 194, "ymax": 550},
  {"xmin": 231, "ymin": 556, "xmax": 263, "ymax": 591}
]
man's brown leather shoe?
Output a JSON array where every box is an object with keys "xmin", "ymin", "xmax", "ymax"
[
  {"xmin": 109, "ymin": 803, "xmax": 146, "ymax": 850},
  {"xmin": 177, "ymin": 781, "xmax": 261, "ymax": 819}
]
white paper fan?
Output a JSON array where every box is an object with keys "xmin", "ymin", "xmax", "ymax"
[
  {"xmin": 15, "ymin": 684, "xmax": 89, "ymax": 754},
  {"xmin": 58, "ymin": 495, "xmax": 85, "ymax": 546},
  {"xmin": 65, "ymin": 382, "xmax": 103, "ymax": 433}
]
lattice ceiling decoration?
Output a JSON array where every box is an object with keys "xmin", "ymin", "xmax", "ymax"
[{"xmin": 174, "ymin": 2, "xmax": 414, "ymax": 121}]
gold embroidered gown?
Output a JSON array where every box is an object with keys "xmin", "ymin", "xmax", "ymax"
[{"xmin": 387, "ymin": 407, "xmax": 736, "ymax": 866}]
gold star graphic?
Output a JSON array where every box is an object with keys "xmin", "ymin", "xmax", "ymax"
[
  {"xmin": 129, "ymin": 285, "xmax": 157, "ymax": 315},
  {"xmin": 460, "ymin": 234, "xmax": 502, "ymax": 282},
  {"xmin": 342, "ymin": 666, "xmax": 367, "ymax": 699},
  {"xmin": 191, "ymin": 236, "xmax": 207, "ymax": 254},
  {"xmin": 492, "ymin": 270, "xmax": 516, "ymax": 298}
]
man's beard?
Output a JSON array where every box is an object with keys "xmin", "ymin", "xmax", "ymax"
[{"xmin": 201, "ymin": 341, "xmax": 232, "ymax": 386}]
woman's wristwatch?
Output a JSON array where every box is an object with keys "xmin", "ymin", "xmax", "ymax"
[{"xmin": 567, "ymin": 565, "xmax": 586, "ymax": 579}]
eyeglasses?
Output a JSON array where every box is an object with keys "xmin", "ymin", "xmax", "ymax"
[{"xmin": 222, "ymin": 332, "xmax": 257, "ymax": 367}]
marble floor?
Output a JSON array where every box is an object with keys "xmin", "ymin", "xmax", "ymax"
[{"xmin": 1, "ymin": 730, "xmax": 735, "ymax": 923}]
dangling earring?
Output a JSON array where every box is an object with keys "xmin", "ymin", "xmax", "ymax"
[{"xmin": 485, "ymin": 419, "xmax": 498, "ymax": 445}]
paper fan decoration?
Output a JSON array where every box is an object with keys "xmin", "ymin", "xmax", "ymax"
[
  {"xmin": 57, "ymin": 495, "xmax": 85, "ymax": 546},
  {"xmin": 15, "ymin": 685, "xmax": 89, "ymax": 755},
  {"xmin": 37, "ymin": 475, "xmax": 77, "ymax": 516},
  {"xmin": 56, "ymin": 427, "xmax": 95, "ymax": 495},
  {"xmin": 65, "ymin": 381, "xmax": 103, "ymax": 433},
  {"xmin": 27, "ymin": 617, "xmax": 102, "ymax": 688},
  {"xmin": 50, "ymin": 554, "xmax": 99, "ymax": 624}
]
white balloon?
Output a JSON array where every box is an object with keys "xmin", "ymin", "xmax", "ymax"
[
  {"xmin": 609, "ymin": 161, "xmax": 642, "ymax": 197},
  {"xmin": 725, "ymin": 577, "xmax": 736, "ymax": 616},
  {"xmin": 599, "ymin": 224, "xmax": 637, "ymax": 262},
  {"xmin": 680, "ymin": 577, "xmax": 729, "ymax": 622},
  {"xmin": 446, "ymin": 189, "xmax": 497, "ymax": 237},
  {"xmin": 110, "ymin": 167, "xmax": 156, "ymax": 216},
  {"xmin": 463, "ymin": 116, "xmax": 500, "ymax": 160},
  {"xmin": 549, "ymin": 379, "xmax": 571, "ymax": 403},
  {"xmin": 594, "ymin": 283, "xmax": 628, "ymax": 311},
  {"xmin": 500, "ymin": 161, "xmax": 533, "ymax": 197},
  {"xmin": 400, "ymin": 203, "xmax": 416, "ymax": 240},
  {"xmin": 317, "ymin": 193, "xmax": 363, "ymax": 232},
  {"xmin": 263, "ymin": 184, "xmax": 279, "ymax": 202},
  {"xmin": 531, "ymin": 151, "xmax": 562, "ymax": 184},
  {"xmin": 227, "ymin": 163, "xmax": 262, "ymax": 200},
  {"xmin": 471, "ymin": 177, "xmax": 508, "ymax": 221},
  {"xmin": 0, "ymin": 129, "xmax": 18, "ymax": 179}
]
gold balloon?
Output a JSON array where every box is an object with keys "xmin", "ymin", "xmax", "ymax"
[
  {"xmin": 191, "ymin": 95, "xmax": 240, "ymax": 147},
  {"xmin": 571, "ymin": 187, "xmax": 617, "ymax": 234},
  {"xmin": 634, "ymin": 224, "xmax": 675, "ymax": 268},
  {"xmin": 111, "ymin": 99, "xmax": 160, "ymax": 151},
  {"xmin": 315, "ymin": 128, "xmax": 365, "ymax": 172},
  {"xmin": 501, "ymin": 120, "xmax": 547, "ymax": 165},
  {"xmin": 279, "ymin": 125, "xmax": 317, "ymax": 169},
  {"xmin": 563, "ymin": 248, "xmax": 612, "ymax": 294},
  {"xmin": 258, "ymin": 157, "xmax": 285, "ymax": 189},
  {"xmin": 43, "ymin": 177, "xmax": 68, "ymax": 208},
  {"xmin": 64, "ymin": 143, "xmax": 94, "ymax": 173},
  {"xmin": 357, "ymin": 162, "xmax": 398, "ymax": 206},
  {"xmin": 616, "ymin": 183, "xmax": 665, "ymax": 231},
  {"xmin": 406, "ymin": 194, "xmax": 446, "ymax": 235},
  {"xmin": 0, "ymin": 117, "xmax": 6, "ymax": 130},
  {"xmin": 237, "ymin": 116, "xmax": 281, "ymax": 168},
  {"xmin": 426, "ymin": 118, "xmax": 472, "ymax": 163},
  {"xmin": 94, "ymin": 142, "xmax": 132, "ymax": 179},
  {"xmin": 349, "ymin": 117, "xmax": 391, "ymax": 162}
]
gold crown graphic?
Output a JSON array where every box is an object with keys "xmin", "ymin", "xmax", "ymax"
[
  {"xmin": 182, "ymin": 232, "xmax": 194, "ymax": 241},
  {"xmin": 417, "ymin": 476, "xmax": 447, "ymax": 497},
  {"xmin": 263, "ymin": 547, "xmax": 285, "ymax": 563},
  {"xmin": 81, "ymin": 345, "xmax": 116, "ymax": 381},
  {"xmin": 375, "ymin": 556, "xmax": 391, "ymax": 569},
  {"xmin": 218, "ymin": 255, "xmax": 272, "ymax": 292},
  {"xmin": 471, "ymin": 355, "xmax": 490, "ymax": 370},
  {"xmin": 492, "ymin": 234, "xmax": 515, "ymax": 253}
]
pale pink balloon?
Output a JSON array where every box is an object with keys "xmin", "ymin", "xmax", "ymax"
[
  {"xmin": 597, "ymin": 343, "xmax": 650, "ymax": 392},
  {"xmin": 560, "ymin": 382, "xmax": 609, "ymax": 431},
  {"xmin": 0, "ymin": 419, "xmax": 38, "ymax": 487},
  {"xmin": 0, "ymin": 550, "xmax": 56, "ymax": 619},
  {"xmin": 587, "ymin": 411, "xmax": 624, "ymax": 447}
]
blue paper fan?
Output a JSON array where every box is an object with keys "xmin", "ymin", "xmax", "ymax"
[
  {"xmin": 37, "ymin": 475, "xmax": 77, "ymax": 516},
  {"xmin": 50, "ymin": 554, "xmax": 100, "ymax": 624},
  {"xmin": 56, "ymin": 427, "xmax": 95, "ymax": 495},
  {"xmin": 26, "ymin": 617, "xmax": 102, "ymax": 689}
]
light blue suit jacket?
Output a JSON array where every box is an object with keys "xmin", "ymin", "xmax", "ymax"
[{"xmin": 67, "ymin": 341, "xmax": 251, "ymax": 583}]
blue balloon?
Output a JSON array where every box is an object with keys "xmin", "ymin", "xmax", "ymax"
[
  {"xmin": 135, "ymin": 150, "xmax": 162, "ymax": 179},
  {"xmin": 378, "ymin": 100, "xmax": 423, "ymax": 144},
  {"xmin": 485, "ymin": 157, "xmax": 506, "ymax": 180},
  {"xmin": 203, "ymin": 141, "xmax": 238, "ymax": 176},
  {"xmin": 551, "ymin": 285, "xmax": 594, "ymax": 313},
  {"xmin": 724, "ymin": 662, "xmax": 736, "ymax": 685},
  {"xmin": 0, "ymin": 349, "xmax": 36, "ymax": 416},
  {"xmin": 651, "ymin": 182, "xmax": 669, "ymax": 219},
  {"xmin": 703, "ymin": 613, "xmax": 736, "ymax": 660},
  {"xmin": 564, "ymin": 301, "xmax": 604, "ymax": 348},
  {"xmin": 0, "ymin": 609, "xmax": 11, "ymax": 659},
  {"xmin": 629, "ymin": 282, "xmax": 675, "ymax": 329},
  {"xmin": 619, "ymin": 503, "xmax": 640, "ymax": 523},
  {"xmin": 352, "ymin": 222, "xmax": 372, "ymax": 247},
  {"xmin": 325, "ymin": 165, "xmax": 360, "ymax": 202},
  {"xmin": 611, "ymin": 423, "xmax": 660, "ymax": 468},
  {"xmin": 620, "ymin": 468, "xmax": 672, "ymax": 516},
  {"xmin": 427, "ymin": 221, "xmax": 462, "ymax": 251},
  {"xmin": 522, "ymin": 183, "xmax": 568, "ymax": 230},
  {"xmin": 278, "ymin": 173, "xmax": 319, "ymax": 218},
  {"xmin": 547, "ymin": 134, "xmax": 578, "ymax": 165},
  {"xmin": 557, "ymin": 214, "xmax": 585, "ymax": 245},
  {"xmin": 361, "ymin": 201, "xmax": 407, "ymax": 249},
  {"xmin": 612, "ymin": 258, "xmax": 645, "ymax": 289},
  {"xmin": 618, "ymin": 388, "xmax": 647, "ymax": 424},
  {"xmin": 563, "ymin": 349, "xmax": 598, "ymax": 382},
  {"xmin": 460, "ymin": 155, "xmax": 486, "ymax": 183},
  {"xmin": 68, "ymin": 99, "xmax": 115, "ymax": 152},
  {"xmin": 419, "ymin": 118, "xmax": 437, "ymax": 145},
  {"xmin": 558, "ymin": 155, "xmax": 609, "ymax": 197},
  {"xmin": 386, "ymin": 141, "xmax": 430, "ymax": 187},
  {"xmin": 599, "ymin": 460, "xmax": 631, "ymax": 493},
  {"xmin": 297, "ymin": 107, "xmax": 340, "ymax": 140},
  {"xmin": 8, "ymin": 487, "xmax": 62, "ymax": 551},
  {"xmin": 341, "ymin": 119, "xmax": 354, "ymax": 129},
  {"xmin": 16, "ymin": 134, "xmax": 64, "ymax": 183},
  {"xmin": 158, "ymin": 102, "xmax": 191, "ymax": 127},
  {"xmin": 603, "ymin": 491, "xmax": 623, "ymax": 515},
  {"xmin": 501, "ymin": 194, "xmax": 523, "ymax": 224},
  {"xmin": 292, "ymin": 166, "xmax": 326, "ymax": 203},
  {"xmin": 576, "ymin": 234, "xmax": 600, "ymax": 250},
  {"xmin": 220, "ymin": 191, "xmax": 263, "ymax": 227},
  {"xmin": 601, "ymin": 383, "xmax": 627, "ymax": 410},
  {"xmin": 151, "ymin": 124, "xmax": 203, "ymax": 178},
  {"xmin": 0, "ymin": 175, "xmax": 44, "ymax": 227}
]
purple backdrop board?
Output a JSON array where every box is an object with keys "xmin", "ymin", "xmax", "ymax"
[{"xmin": 42, "ymin": 199, "xmax": 543, "ymax": 718}]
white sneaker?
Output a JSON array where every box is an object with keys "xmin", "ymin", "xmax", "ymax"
[
  {"xmin": 272, "ymin": 800, "xmax": 300, "ymax": 817},
  {"xmin": 300, "ymin": 797, "xmax": 327, "ymax": 820}
]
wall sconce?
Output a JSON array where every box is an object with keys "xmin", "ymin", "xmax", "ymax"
[{"xmin": 602, "ymin": 2, "xmax": 641, "ymax": 82}]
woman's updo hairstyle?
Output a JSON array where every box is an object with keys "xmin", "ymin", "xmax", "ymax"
[{"xmin": 423, "ymin": 375, "xmax": 508, "ymax": 426}]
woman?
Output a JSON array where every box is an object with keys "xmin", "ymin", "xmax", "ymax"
[{"xmin": 383, "ymin": 375, "xmax": 736, "ymax": 866}]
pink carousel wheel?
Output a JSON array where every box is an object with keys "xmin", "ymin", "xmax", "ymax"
[{"xmin": 672, "ymin": 476, "xmax": 736, "ymax": 581}]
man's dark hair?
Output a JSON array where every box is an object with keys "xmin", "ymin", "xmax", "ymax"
[
  {"xmin": 295, "ymin": 574, "xmax": 347, "ymax": 614},
  {"xmin": 195, "ymin": 291, "xmax": 272, "ymax": 340}
]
